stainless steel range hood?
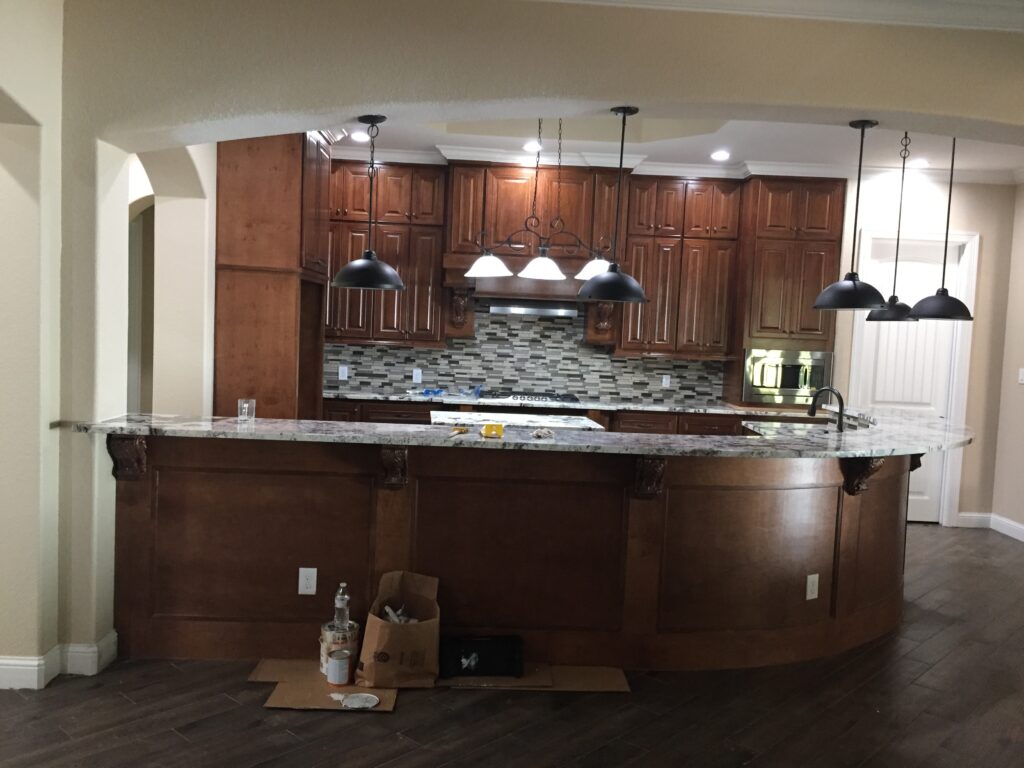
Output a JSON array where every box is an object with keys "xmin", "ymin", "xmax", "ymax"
[{"xmin": 487, "ymin": 300, "xmax": 579, "ymax": 319}]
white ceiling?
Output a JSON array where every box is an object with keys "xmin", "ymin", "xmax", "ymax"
[
  {"xmin": 531, "ymin": 0, "xmax": 1024, "ymax": 32},
  {"xmin": 332, "ymin": 119, "xmax": 1024, "ymax": 183}
]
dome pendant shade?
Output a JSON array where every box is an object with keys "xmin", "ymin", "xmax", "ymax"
[
  {"xmin": 813, "ymin": 272, "xmax": 887, "ymax": 309},
  {"xmin": 465, "ymin": 253, "xmax": 513, "ymax": 278},
  {"xmin": 574, "ymin": 258, "xmax": 612, "ymax": 281},
  {"xmin": 331, "ymin": 250, "xmax": 405, "ymax": 290},
  {"xmin": 517, "ymin": 253, "xmax": 565, "ymax": 280},
  {"xmin": 577, "ymin": 262, "xmax": 647, "ymax": 303},
  {"xmin": 866, "ymin": 295, "xmax": 916, "ymax": 322},
  {"xmin": 908, "ymin": 288, "xmax": 973, "ymax": 321}
]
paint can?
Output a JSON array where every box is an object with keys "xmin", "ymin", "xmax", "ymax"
[
  {"xmin": 326, "ymin": 649, "xmax": 352, "ymax": 686},
  {"xmin": 320, "ymin": 622, "xmax": 360, "ymax": 674}
]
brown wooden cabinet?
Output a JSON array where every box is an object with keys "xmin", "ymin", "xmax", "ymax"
[
  {"xmin": 447, "ymin": 165, "xmax": 486, "ymax": 254},
  {"xmin": 374, "ymin": 166, "xmax": 414, "ymax": 224},
  {"xmin": 300, "ymin": 131, "xmax": 331, "ymax": 275},
  {"xmin": 676, "ymin": 239, "xmax": 734, "ymax": 357},
  {"xmin": 612, "ymin": 411, "xmax": 678, "ymax": 434},
  {"xmin": 627, "ymin": 178, "xmax": 685, "ymax": 237},
  {"xmin": 326, "ymin": 222, "xmax": 373, "ymax": 340},
  {"xmin": 753, "ymin": 178, "xmax": 845, "ymax": 241},
  {"xmin": 618, "ymin": 237, "xmax": 681, "ymax": 355},
  {"xmin": 592, "ymin": 170, "xmax": 626, "ymax": 256},
  {"xmin": 484, "ymin": 166, "xmax": 539, "ymax": 255},
  {"xmin": 542, "ymin": 168, "xmax": 594, "ymax": 257},
  {"xmin": 748, "ymin": 239, "xmax": 838, "ymax": 344},
  {"xmin": 409, "ymin": 166, "xmax": 447, "ymax": 226},
  {"xmin": 676, "ymin": 414, "xmax": 745, "ymax": 435},
  {"xmin": 332, "ymin": 162, "xmax": 372, "ymax": 222},
  {"xmin": 684, "ymin": 181, "xmax": 741, "ymax": 239}
]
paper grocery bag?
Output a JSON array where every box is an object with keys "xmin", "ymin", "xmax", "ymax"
[{"xmin": 356, "ymin": 571, "xmax": 440, "ymax": 688}]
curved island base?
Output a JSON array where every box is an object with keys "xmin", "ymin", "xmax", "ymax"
[{"xmin": 102, "ymin": 432, "xmax": 916, "ymax": 671}]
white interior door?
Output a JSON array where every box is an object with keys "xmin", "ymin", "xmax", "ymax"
[{"xmin": 851, "ymin": 238, "xmax": 958, "ymax": 523}]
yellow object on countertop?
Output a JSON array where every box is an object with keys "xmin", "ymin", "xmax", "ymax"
[{"xmin": 480, "ymin": 423, "xmax": 504, "ymax": 439}]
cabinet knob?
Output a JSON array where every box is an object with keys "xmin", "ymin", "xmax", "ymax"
[
  {"xmin": 705, "ymin": 226, "xmax": 710, "ymax": 232},
  {"xmin": 405, "ymin": 212, "xmax": 411, "ymax": 218},
  {"xmin": 648, "ymin": 224, "xmax": 655, "ymax": 230},
  {"xmin": 713, "ymin": 226, "xmax": 718, "ymax": 232},
  {"xmin": 410, "ymin": 212, "xmax": 417, "ymax": 219},
  {"xmin": 343, "ymin": 208, "xmax": 348, "ymax": 215}
]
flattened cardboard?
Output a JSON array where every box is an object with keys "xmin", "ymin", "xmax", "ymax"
[
  {"xmin": 438, "ymin": 662, "xmax": 553, "ymax": 689},
  {"xmin": 249, "ymin": 658, "xmax": 322, "ymax": 684},
  {"xmin": 265, "ymin": 680, "xmax": 397, "ymax": 712}
]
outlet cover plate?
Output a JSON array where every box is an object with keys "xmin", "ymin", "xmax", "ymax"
[
  {"xmin": 338, "ymin": 365, "xmax": 348, "ymax": 381},
  {"xmin": 298, "ymin": 567, "xmax": 317, "ymax": 595},
  {"xmin": 806, "ymin": 573, "xmax": 819, "ymax": 600},
  {"xmin": 412, "ymin": 368, "xmax": 423, "ymax": 384}
]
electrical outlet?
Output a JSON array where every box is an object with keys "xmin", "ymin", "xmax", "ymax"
[
  {"xmin": 298, "ymin": 567, "xmax": 317, "ymax": 595},
  {"xmin": 338, "ymin": 364, "xmax": 348, "ymax": 381},
  {"xmin": 412, "ymin": 368, "xmax": 423, "ymax": 384},
  {"xmin": 806, "ymin": 573, "xmax": 819, "ymax": 601},
  {"xmin": 661, "ymin": 375, "xmax": 672, "ymax": 389},
  {"xmin": 1018, "ymin": 368, "xmax": 1024, "ymax": 385}
]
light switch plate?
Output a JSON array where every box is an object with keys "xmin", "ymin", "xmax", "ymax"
[
  {"xmin": 1018, "ymin": 368, "xmax": 1024, "ymax": 385},
  {"xmin": 298, "ymin": 567, "xmax": 317, "ymax": 595},
  {"xmin": 806, "ymin": 573, "xmax": 819, "ymax": 601},
  {"xmin": 412, "ymin": 368, "xmax": 423, "ymax": 384},
  {"xmin": 661, "ymin": 375, "xmax": 672, "ymax": 389},
  {"xmin": 338, "ymin": 365, "xmax": 348, "ymax": 381}
]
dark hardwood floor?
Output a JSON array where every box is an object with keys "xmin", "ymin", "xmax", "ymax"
[{"xmin": 4, "ymin": 525, "xmax": 1024, "ymax": 767}]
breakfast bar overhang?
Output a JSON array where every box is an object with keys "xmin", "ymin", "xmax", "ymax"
[{"xmin": 82, "ymin": 413, "xmax": 972, "ymax": 671}]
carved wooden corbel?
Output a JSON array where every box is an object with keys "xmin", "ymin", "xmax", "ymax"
[
  {"xmin": 839, "ymin": 457, "xmax": 885, "ymax": 496},
  {"xmin": 449, "ymin": 290, "xmax": 470, "ymax": 329},
  {"xmin": 633, "ymin": 456, "xmax": 667, "ymax": 498},
  {"xmin": 380, "ymin": 447, "xmax": 409, "ymax": 489},
  {"xmin": 594, "ymin": 302, "xmax": 614, "ymax": 332},
  {"xmin": 107, "ymin": 434, "xmax": 148, "ymax": 481}
]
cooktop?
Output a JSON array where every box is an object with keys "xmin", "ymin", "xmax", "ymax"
[{"xmin": 477, "ymin": 389, "xmax": 581, "ymax": 404}]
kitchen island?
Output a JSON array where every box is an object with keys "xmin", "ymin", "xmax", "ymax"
[{"xmin": 81, "ymin": 411, "xmax": 971, "ymax": 671}]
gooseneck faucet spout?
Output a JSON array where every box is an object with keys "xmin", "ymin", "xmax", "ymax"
[{"xmin": 808, "ymin": 387, "xmax": 845, "ymax": 432}]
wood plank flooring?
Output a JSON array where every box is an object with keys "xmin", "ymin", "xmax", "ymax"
[{"xmin": 4, "ymin": 525, "xmax": 1024, "ymax": 767}]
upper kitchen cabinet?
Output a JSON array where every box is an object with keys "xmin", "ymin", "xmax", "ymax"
[
  {"xmin": 541, "ymin": 168, "xmax": 594, "ymax": 257},
  {"xmin": 374, "ymin": 166, "xmax": 414, "ymax": 224},
  {"xmin": 447, "ymin": 164, "xmax": 486, "ymax": 254},
  {"xmin": 409, "ymin": 166, "xmax": 447, "ymax": 226},
  {"xmin": 484, "ymin": 166, "xmax": 539, "ymax": 255},
  {"xmin": 591, "ymin": 170, "xmax": 627, "ymax": 255},
  {"xmin": 301, "ymin": 131, "xmax": 332, "ymax": 275},
  {"xmin": 627, "ymin": 177, "xmax": 685, "ymax": 237},
  {"xmin": 751, "ymin": 178, "xmax": 845, "ymax": 241},
  {"xmin": 676, "ymin": 239, "xmax": 735, "ymax": 357},
  {"xmin": 617, "ymin": 237, "xmax": 681, "ymax": 355},
  {"xmin": 326, "ymin": 221, "xmax": 373, "ymax": 340},
  {"xmin": 333, "ymin": 162, "xmax": 447, "ymax": 226},
  {"xmin": 332, "ymin": 161, "xmax": 372, "ymax": 222},
  {"xmin": 683, "ymin": 180, "xmax": 741, "ymax": 239}
]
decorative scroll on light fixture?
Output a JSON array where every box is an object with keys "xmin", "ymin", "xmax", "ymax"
[
  {"xmin": 331, "ymin": 115, "xmax": 405, "ymax": 291},
  {"xmin": 577, "ymin": 106, "xmax": 646, "ymax": 303},
  {"xmin": 867, "ymin": 132, "xmax": 918, "ymax": 322},
  {"xmin": 908, "ymin": 137, "xmax": 973, "ymax": 321},
  {"xmin": 813, "ymin": 120, "xmax": 887, "ymax": 311}
]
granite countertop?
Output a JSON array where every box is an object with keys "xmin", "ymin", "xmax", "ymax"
[
  {"xmin": 430, "ymin": 411, "xmax": 605, "ymax": 431},
  {"xmin": 77, "ymin": 409, "xmax": 972, "ymax": 459}
]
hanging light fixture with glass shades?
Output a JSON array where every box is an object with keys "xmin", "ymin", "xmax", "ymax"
[
  {"xmin": 813, "ymin": 120, "xmax": 887, "ymax": 311},
  {"xmin": 908, "ymin": 137, "xmax": 974, "ymax": 321},
  {"xmin": 576, "ymin": 106, "xmax": 647, "ymax": 303},
  {"xmin": 866, "ymin": 132, "xmax": 918, "ymax": 323},
  {"xmin": 331, "ymin": 115, "xmax": 405, "ymax": 291}
]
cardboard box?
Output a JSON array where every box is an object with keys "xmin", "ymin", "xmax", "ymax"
[{"xmin": 249, "ymin": 658, "xmax": 397, "ymax": 713}]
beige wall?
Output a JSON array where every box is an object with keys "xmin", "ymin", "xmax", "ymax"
[
  {"xmin": 0, "ymin": 0, "xmax": 62, "ymax": 672},
  {"xmin": 833, "ymin": 179, "xmax": 1016, "ymax": 516},
  {"xmin": 993, "ymin": 187, "xmax": 1024, "ymax": 525}
]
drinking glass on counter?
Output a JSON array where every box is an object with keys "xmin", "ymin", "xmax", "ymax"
[{"xmin": 237, "ymin": 398, "xmax": 256, "ymax": 422}]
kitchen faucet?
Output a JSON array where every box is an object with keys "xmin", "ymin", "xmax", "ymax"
[{"xmin": 808, "ymin": 387, "xmax": 845, "ymax": 432}]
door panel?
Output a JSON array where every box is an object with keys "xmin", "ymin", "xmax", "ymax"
[
  {"xmin": 798, "ymin": 181, "xmax": 844, "ymax": 240},
  {"xmin": 485, "ymin": 167, "xmax": 539, "ymax": 255},
  {"xmin": 711, "ymin": 182, "xmax": 741, "ymax": 239},
  {"xmin": 374, "ymin": 166, "xmax": 413, "ymax": 224},
  {"xmin": 756, "ymin": 179, "xmax": 799, "ymax": 238},
  {"xmin": 654, "ymin": 180, "xmax": 686, "ymax": 237},
  {"xmin": 592, "ymin": 170, "xmax": 625, "ymax": 256},
  {"xmin": 448, "ymin": 165, "xmax": 486, "ymax": 254},
  {"xmin": 410, "ymin": 166, "xmax": 446, "ymax": 226},
  {"xmin": 618, "ymin": 238, "xmax": 651, "ymax": 351},
  {"xmin": 406, "ymin": 227, "xmax": 443, "ymax": 341},
  {"xmin": 677, "ymin": 239, "xmax": 734, "ymax": 356},
  {"xmin": 327, "ymin": 222, "xmax": 373, "ymax": 340},
  {"xmin": 647, "ymin": 238, "xmax": 682, "ymax": 350},
  {"xmin": 749, "ymin": 241, "xmax": 792, "ymax": 339},
  {"xmin": 542, "ymin": 169, "xmax": 593, "ymax": 258},
  {"xmin": 338, "ymin": 162, "xmax": 372, "ymax": 222},
  {"xmin": 789, "ymin": 242, "xmax": 838, "ymax": 340},
  {"xmin": 683, "ymin": 182, "xmax": 714, "ymax": 238},
  {"xmin": 627, "ymin": 177, "xmax": 658, "ymax": 236},
  {"xmin": 372, "ymin": 226, "xmax": 408, "ymax": 340}
]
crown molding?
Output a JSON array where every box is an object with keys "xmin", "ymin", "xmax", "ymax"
[
  {"xmin": 632, "ymin": 161, "xmax": 746, "ymax": 178},
  {"xmin": 743, "ymin": 161, "xmax": 1016, "ymax": 184},
  {"xmin": 436, "ymin": 145, "xmax": 646, "ymax": 168},
  {"xmin": 331, "ymin": 146, "xmax": 446, "ymax": 164}
]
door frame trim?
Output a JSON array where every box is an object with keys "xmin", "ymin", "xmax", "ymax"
[{"xmin": 849, "ymin": 228, "xmax": 979, "ymax": 527}]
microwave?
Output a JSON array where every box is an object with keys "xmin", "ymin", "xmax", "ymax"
[{"xmin": 742, "ymin": 349, "xmax": 832, "ymax": 405}]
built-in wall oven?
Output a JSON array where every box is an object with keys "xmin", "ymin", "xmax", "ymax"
[{"xmin": 742, "ymin": 349, "xmax": 832, "ymax": 405}]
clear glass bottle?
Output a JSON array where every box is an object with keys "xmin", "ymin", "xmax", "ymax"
[
  {"xmin": 328, "ymin": 582, "xmax": 350, "ymax": 631},
  {"xmin": 320, "ymin": 582, "xmax": 360, "ymax": 674}
]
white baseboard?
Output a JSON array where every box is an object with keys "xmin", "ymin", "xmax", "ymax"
[
  {"xmin": 991, "ymin": 514, "xmax": 1024, "ymax": 543},
  {"xmin": 953, "ymin": 511, "xmax": 993, "ymax": 528},
  {"xmin": 0, "ymin": 631, "xmax": 118, "ymax": 690}
]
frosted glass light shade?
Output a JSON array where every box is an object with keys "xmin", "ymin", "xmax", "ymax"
[
  {"xmin": 574, "ymin": 258, "xmax": 612, "ymax": 281},
  {"xmin": 518, "ymin": 255, "xmax": 565, "ymax": 281},
  {"xmin": 465, "ymin": 253, "xmax": 513, "ymax": 278}
]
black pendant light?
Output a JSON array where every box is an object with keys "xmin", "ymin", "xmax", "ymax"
[
  {"xmin": 908, "ymin": 137, "xmax": 973, "ymax": 321},
  {"xmin": 331, "ymin": 115, "xmax": 406, "ymax": 291},
  {"xmin": 813, "ymin": 120, "xmax": 887, "ymax": 310},
  {"xmin": 867, "ymin": 132, "xmax": 917, "ymax": 322},
  {"xmin": 577, "ymin": 106, "xmax": 646, "ymax": 304}
]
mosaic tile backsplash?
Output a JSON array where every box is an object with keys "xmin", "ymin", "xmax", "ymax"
[{"xmin": 323, "ymin": 306, "xmax": 723, "ymax": 405}]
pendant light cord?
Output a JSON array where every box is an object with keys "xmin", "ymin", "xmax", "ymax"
[
  {"xmin": 530, "ymin": 118, "xmax": 542, "ymax": 221},
  {"xmin": 611, "ymin": 109, "xmax": 628, "ymax": 265},
  {"xmin": 892, "ymin": 132, "xmax": 910, "ymax": 297},
  {"xmin": 366, "ymin": 122, "xmax": 380, "ymax": 252},
  {"xmin": 555, "ymin": 118, "xmax": 563, "ymax": 229},
  {"xmin": 941, "ymin": 137, "xmax": 956, "ymax": 290},
  {"xmin": 850, "ymin": 123, "xmax": 867, "ymax": 274}
]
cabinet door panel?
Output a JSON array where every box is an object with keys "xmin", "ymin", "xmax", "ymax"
[
  {"xmin": 789, "ymin": 242, "xmax": 839, "ymax": 340},
  {"xmin": 338, "ymin": 162, "xmax": 372, "ymax": 222},
  {"xmin": 654, "ymin": 180, "xmax": 686, "ymax": 237},
  {"xmin": 448, "ymin": 165, "xmax": 486, "ymax": 254},
  {"xmin": 755, "ymin": 180, "xmax": 799, "ymax": 239},
  {"xmin": 410, "ymin": 166, "xmax": 446, "ymax": 226},
  {"xmin": 327, "ymin": 223, "xmax": 373, "ymax": 340},
  {"xmin": 676, "ymin": 239, "xmax": 733, "ymax": 355},
  {"xmin": 592, "ymin": 170, "xmax": 625, "ymax": 256},
  {"xmin": 329, "ymin": 160, "xmax": 345, "ymax": 220},
  {"xmin": 300, "ymin": 132, "xmax": 329, "ymax": 274},
  {"xmin": 647, "ymin": 238, "xmax": 682, "ymax": 350},
  {"xmin": 542, "ymin": 168, "xmax": 593, "ymax": 258},
  {"xmin": 702, "ymin": 242, "xmax": 735, "ymax": 353},
  {"xmin": 406, "ymin": 227, "xmax": 443, "ymax": 341},
  {"xmin": 485, "ymin": 167, "xmax": 539, "ymax": 255},
  {"xmin": 798, "ymin": 181, "xmax": 844, "ymax": 240},
  {"xmin": 374, "ymin": 166, "xmax": 413, "ymax": 224},
  {"xmin": 711, "ymin": 182, "xmax": 741, "ymax": 239},
  {"xmin": 627, "ymin": 177, "xmax": 658, "ymax": 236},
  {"xmin": 618, "ymin": 238, "xmax": 652, "ymax": 351},
  {"xmin": 372, "ymin": 226, "xmax": 409, "ymax": 340},
  {"xmin": 683, "ymin": 181, "xmax": 714, "ymax": 238},
  {"xmin": 612, "ymin": 412, "xmax": 678, "ymax": 434},
  {"xmin": 749, "ymin": 241, "xmax": 793, "ymax": 339}
]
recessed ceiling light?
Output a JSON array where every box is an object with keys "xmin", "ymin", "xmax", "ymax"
[
  {"xmin": 908, "ymin": 157, "xmax": 929, "ymax": 168},
  {"xmin": 351, "ymin": 130, "xmax": 370, "ymax": 143},
  {"xmin": 710, "ymin": 149, "xmax": 731, "ymax": 162},
  {"xmin": 523, "ymin": 139, "xmax": 543, "ymax": 153}
]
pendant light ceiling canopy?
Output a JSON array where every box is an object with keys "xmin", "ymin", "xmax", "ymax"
[
  {"xmin": 577, "ymin": 106, "xmax": 647, "ymax": 304},
  {"xmin": 331, "ymin": 115, "xmax": 406, "ymax": 291},
  {"xmin": 813, "ymin": 120, "xmax": 887, "ymax": 311},
  {"xmin": 867, "ymin": 132, "xmax": 917, "ymax": 323},
  {"xmin": 908, "ymin": 137, "xmax": 973, "ymax": 321}
]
